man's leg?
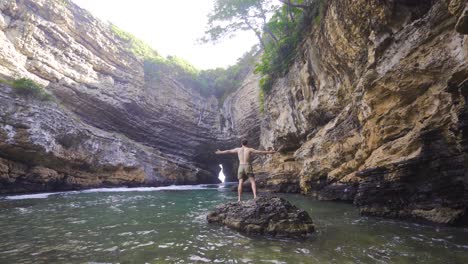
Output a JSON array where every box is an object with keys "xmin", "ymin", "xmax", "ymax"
[
  {"xmin": 249, "ymin": 176, "xmax": 257, "ymax": 199},
  {"xmin": 238, "ymin": 178, "xmax": 244, "ymax": 202}
]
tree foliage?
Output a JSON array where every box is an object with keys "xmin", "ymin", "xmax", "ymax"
[
  {"xmin": 110, "ymin": 23, "xmax": 257, "ymax": 101},
  {"xmin": 199, "ymin": 46, "xmax": 259, "ymax": 101},
  {"xmin": 255, "ymin": 0, "xmax": 324, "ymax": 94},
  {"xmin": 203, "ymin": 0, "xmax": 325, "ymax": 110},
  {"xmin": 143, "ymin": 48, "xmax": 258, "ymax": 101},
  {"xmin": 201, "ymin": 0, "xmax": 279, "ymax": 49},
  {"xmin": 255, "ymin": 3, "xmax": 309, "ymax": 89}
]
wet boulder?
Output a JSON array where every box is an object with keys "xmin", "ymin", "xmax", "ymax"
[{"xmin": 207, "ymin": 196, "xmax": 315, "ymax": 237}]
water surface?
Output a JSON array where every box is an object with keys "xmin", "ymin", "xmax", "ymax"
[{"xmin": 1, "ymin": 184, "xmax": 467, "ymax": 263}]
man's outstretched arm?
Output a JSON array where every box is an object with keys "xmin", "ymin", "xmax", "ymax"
[
  {"xmin": 252, "ymin": 149, "xmax": 276, "ymax": 155},
  {"xmin": 215, "ymin": 148, "xmax": 238, "ymax": 154}
]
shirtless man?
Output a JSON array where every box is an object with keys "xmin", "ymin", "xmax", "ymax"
[{"xmin": 215, "ymin": 139, "xmax": 275, "ymax": 202}]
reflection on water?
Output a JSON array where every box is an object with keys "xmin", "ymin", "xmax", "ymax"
[{"xmin": 1, "ymin": 185, "xmax": 468, "ymax": 264}]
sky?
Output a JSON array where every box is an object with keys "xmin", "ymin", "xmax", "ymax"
[{"xmin": 72, "ymin": 0, "xmax": 258, "ymax": 70}]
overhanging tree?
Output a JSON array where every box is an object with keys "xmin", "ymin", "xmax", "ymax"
[{"xmin": 202, "ymin": 0, "xmax": 319, "ymax": 104}]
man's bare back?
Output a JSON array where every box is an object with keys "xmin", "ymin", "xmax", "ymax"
[
  {"xmin": 237, "ymin": 147, "xmax": 253, "ymax": 164},
  {"xmin": 215, "ymin": 140, "xmax": 276, "ymax": 201}
]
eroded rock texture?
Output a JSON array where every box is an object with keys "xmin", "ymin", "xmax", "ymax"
[
  {"xmin": 0, "ymin": 0, "xmax": 467, "ymax": 226},
  {"xmin": 0, "ymin": 0, "xmax": 224, "ymax": 193},
  {"xmin": 0, "ymin": 85, "xmax": 148, "ymax": 193},
  {"xmin": 218, "ymin": 71, "xmax": 262, "ymax": 181},
  {"xmin": 207, "ymin": 196, "xmax": 315, "ymax": 237},
  {"xmin": 258, "ymin": 0, "xmax": 468, "ymax": 224}
]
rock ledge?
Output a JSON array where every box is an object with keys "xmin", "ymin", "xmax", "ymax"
[{"xmin": 207, "ymin": 196, "xmax": 315, "ymax": 237}]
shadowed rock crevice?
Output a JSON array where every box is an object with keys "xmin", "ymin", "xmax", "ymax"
[{"xmin": 355, "ymin": 128, "xmax": 468, "ymax": 225}]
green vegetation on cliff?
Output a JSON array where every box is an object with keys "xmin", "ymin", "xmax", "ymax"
[
  {"xmin": 199, "ymin": 46, "xmax": 259, "ymax": 102},
  {"xmin": 202, "ymin": 0, "xmax": 325, "ymax": 111},
  {"xmin": 110, "ymin": 0, "xmax": 325, "ymax": 110},
  {"xmin": 255, "ymin": 0, "xmax": 323, "ymax": 94},
  {"xmin": 111, "ymin": 0, "xmax": 333, "ymax": 108},
  {"xmin": 0, "ymin": 78, "xmax": 53, "ymax": 101},
  {"xmin": 110, "ymin": 24, "xmax": 256, "ymax": 101},
  {"xmin": 111, "ymin": 24, "xmax": 161, "ymax": 61}
]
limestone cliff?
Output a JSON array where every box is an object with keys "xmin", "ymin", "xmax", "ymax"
[
  {"xmin": 0, "ymin": 0, "xmax": 467, "ymax": 226},
  {"xmin": 218, "ymin": 71, "xmax": 262, "ymax": 181},
  {"xmin": 0, "ymin": 0, "xmax": 223, "ymax": 193},
  {"xmin": 257, "ymin": 0, "xmax": 468, "ymax": 225}
]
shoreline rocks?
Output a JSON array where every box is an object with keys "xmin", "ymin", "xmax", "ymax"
[{"xmin": 207, "ymin": 196, "xmax": 315, "ymax": 238}]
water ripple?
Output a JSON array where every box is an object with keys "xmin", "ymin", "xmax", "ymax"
[{"xmin": 0, "ymin": 186, "xmax": 467, "ymax": 264}]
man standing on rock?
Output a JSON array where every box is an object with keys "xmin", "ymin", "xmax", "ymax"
[{"xmin": 215, "ymin": 139, "xmax": 276, "ymax": 202}]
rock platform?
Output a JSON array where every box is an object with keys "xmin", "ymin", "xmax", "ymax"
[{"xmin": 207, "ymin": 196, "xmax": 315, "ymax": 238}]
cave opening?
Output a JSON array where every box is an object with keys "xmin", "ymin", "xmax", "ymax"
[{"xmin": 218, "ymin": 164, "xmax": 225, "ymax": 183}]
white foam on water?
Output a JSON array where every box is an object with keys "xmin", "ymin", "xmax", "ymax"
[
  {"xmin": 5, "ymin": 191, "xmax": 76, "ymax": 200},
  {"xmin": 3, "ymin": 185, "xmax": 214, "ymax": 200},
  {"xmin": 81, "ymin": 185, "xmax": 209, "ymax": 193}
]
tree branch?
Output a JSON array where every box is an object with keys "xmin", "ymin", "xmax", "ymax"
[
  {"xmin": 278, "ymin": 0, "xmax": 309, "ymax": 9},
  {"xmin": 242, "ymin": 17, "xmax": 267, "ymax": 49},
  {"xmin": 251, "ymin": 4, "xmax": 278, "ymax": 43},
  {"xmin": 287, "ymin": 0, "xmax": 295, "ymax": 23},
  {"xmin": 263, "ymin": 25, "xmax": 278, "ymax": 43}
]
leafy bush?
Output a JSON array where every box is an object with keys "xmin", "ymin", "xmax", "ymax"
[
  {"xmin": 111, "ymin": 24, "xmax": 207, "ymax": 95},
  {"xmin": 1, "ymin": 78, "xmax": 53, "ymax": 101},
  {"xmin": 259, "ymin": 75, "xmax": 274, "ymax": 95},
  {"xmin": 111, "ymin": 24, "xmax": 257, "ymax": 102}
]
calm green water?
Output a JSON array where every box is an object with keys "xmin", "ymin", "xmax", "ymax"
[{"xmin": 1, "ymin": 184, "xmax": 467, "ymax": 264}]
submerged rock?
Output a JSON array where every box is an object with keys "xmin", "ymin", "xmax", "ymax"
[{"xmin": 207, "ymin": 196, "xmax": 315, "ymax": 237}]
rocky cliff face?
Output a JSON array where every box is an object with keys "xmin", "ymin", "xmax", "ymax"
[
  {"xmin": 218, "ymin": 71, "xmax": 262, "ymax": 181},
  {"xmin": 0, "ymin": 0, "xmax": 224, "ymax": 193},
  {"xmin": 0, "ymin": 0, "xmax": 467, "ymax": 226},
  {"xmin": 258, "ymin": 0, "xmax": 468, "ymax": 225}
]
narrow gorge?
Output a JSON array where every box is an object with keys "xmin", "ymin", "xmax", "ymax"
[{"xmin": 0, "ymin": 0, "xmax": 467, "ymax": 226}]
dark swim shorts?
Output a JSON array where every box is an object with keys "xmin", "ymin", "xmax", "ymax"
[{"xmin": 237, "ymin": 164, "xmax": 254, "ymax": 180}]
